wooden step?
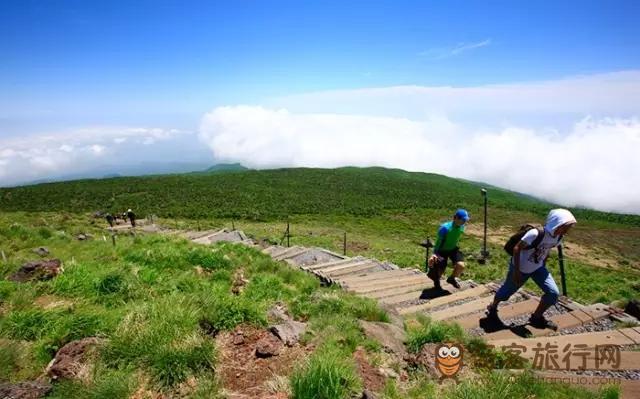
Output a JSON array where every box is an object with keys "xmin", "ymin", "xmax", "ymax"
[
  {"xmin": 367, "ymin": 283, "xmax": 434, "ymax": 300},
  {"xmin": 346, "ymin": 275, "xmax": 432, "ymax": 292},
  {"xmin": 317, "ymin": 259, "xmax": 373, "ymax": 274},
  {"xmin": 487, "ymin": 327, "xmax": 640, "ymax": 351},
  {"xmin": 274, "ymin": 246, "xmax": 312, "ymax": 261},
  {"xmin": 450, "ymin": 298, "xmax": 539, "ymax": 330},
  {"xmin": 272, "ymin": 246, "xmax": 306, "ymax": 261},
  {"xmin": 429, "ymin": 296, "xmax": 497, "ymax": 321},
  {"xmin": 302, "ymin": 257, "xmax": 359, "ymax": 271},
  {"xmin": 338, "ymin": 269, "xmax": 420, "ymax": 284},
  {"xmin": 350, "ymin": 277, "xmax": 432, "ymax": 295},
  {"xmin": 398, "ymin": 285, "xmax": 491, "ymax": 315}
]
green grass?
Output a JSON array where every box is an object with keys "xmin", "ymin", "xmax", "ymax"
[
  {"xmin": 0, "ymin": 213, "xmax": 392, "ymax": 396},
  {"xmin": 290, "ymin": 347, "xmax": 362, "ymax": 399}
]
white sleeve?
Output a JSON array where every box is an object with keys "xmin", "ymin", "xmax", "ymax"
[{"xmin": 521, "ymin": 228, "xmax": 539, "ymax": 246}]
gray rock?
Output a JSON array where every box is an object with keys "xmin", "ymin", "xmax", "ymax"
[
  {"xmin": 270, "ymin": 320, "xmax": 306, "ymax": 346},
  {"xmin": 0, "ymin": 381, "xmax": 52, "ymax": 399},
  {"xmin": 9, "ymin": 259, "xmax": 63, "ymax": 283},
  {"xmin": 32, "ymin": 247, "xmax": 50, "ymax": 257},
  {"xmin": 255, "ymin": 334, "xmax": 282, "ymax": 358},
  {"xmin": 46, "ymin": 337, "xmax": 105, "ymax": 380},
  {"xmin": 267, "ymin": 303, "xmax": 290, "ymax": 324},
  {"xmin": 361, "ymin": 389, "xmax": 379, "ymax": 399},
  {"xmin": 359, "ymin": 320, "xmax": 407, "ymax": 356}
]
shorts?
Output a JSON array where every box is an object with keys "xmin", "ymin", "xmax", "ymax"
[{"xmin": 427, "ymin": 247, "xmax": 464, "ymax": 279}]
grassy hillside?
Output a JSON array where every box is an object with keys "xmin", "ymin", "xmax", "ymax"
[
  {"xmin": 1, "ymin": 167, "xmax": 638, "ymax": 226},
  {"xmin": 0, "ymin": 213, "xmax": 620, "ymax": 398}
]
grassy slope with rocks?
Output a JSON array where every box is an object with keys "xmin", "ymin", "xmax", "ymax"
[{"xmin": 0, "ymin": 213, "xmax": 620, "ymax": 398}]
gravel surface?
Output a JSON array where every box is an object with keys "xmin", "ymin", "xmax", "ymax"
[
  {"xmin": 548, "ymin": 318, "xmax": 616, "ymax": 336},
  {"xmin": 550, "ymin": 369, "xmax": 640, "ymax": 380}
]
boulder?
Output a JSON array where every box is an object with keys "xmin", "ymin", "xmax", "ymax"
[
  {"xmin": 269, "ymin": 320, "xmax": 306, "ymax": 347},
  {"xmin": 255, "ymin": 334, "xmax": 282, "ymax": 358},
  {"xmin": 233, "ymin": 331, "xmax": 245, "ymax": 345},
  {"xmin": 32, "ymin": 247, "xmax": 50, "ymax": 257},
  {"xmin": 267, "ymin": 303, "xmax": 290, "ymax": 324},
  {"xmin": 0, "ymin": 381, "xmax": 52, "ymax": 399},
  {"xmin": 359, "ymin": 320, "xmax": 407, "ymax": 356},
  {"xmin": 46, "ymin": 337, "xmax": 105, "ymax": 380},
  {"xmin": 9, "ymin": 259, "xmax": 63, "ymax": 283}
]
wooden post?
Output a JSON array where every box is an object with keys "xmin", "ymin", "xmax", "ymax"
[
  {"xmin": 287, "ymin": 221, "xmax": 290, "ymax": 248},
  {"xmin": 111, "ymin": 234, "xmax": 116, "ymax": 247},
  {"xmin": 343, "ymin": 232, "xmax": 347, "ymax": 256}
]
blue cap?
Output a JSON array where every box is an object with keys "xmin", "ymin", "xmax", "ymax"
[{"xmin": 454, "ymin": 209, "xmax": 469, "ymax": 222}]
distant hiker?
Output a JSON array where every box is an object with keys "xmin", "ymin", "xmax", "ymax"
[
  {"xmin": 485, "ymin": 209, "xmax": 577, "ymax": 331},
  {"xmin": 105, "ymin": 213, "xmax": 114, "ymax": 228},
  {"xmin": 122, "ymin": 212, "xmax": 128, "ymax": 222},
  {"xmin": 427, "ymin": 209, "xmax": 469, "ymax": 290},
  {"xmin": 127, "ymin": 209, "xmax": 136, "ymax": 227}
]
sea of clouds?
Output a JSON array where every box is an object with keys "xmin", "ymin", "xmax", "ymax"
[{"xmin": 199, "ymin": 71, "xmax": 640, "ymax": 214}]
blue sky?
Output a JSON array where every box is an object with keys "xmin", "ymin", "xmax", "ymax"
[
  {"xmin": 2, "ymin": 0, "xmax": 639, "ymax": 129},
  {"xmin": 1, "ymin": 1, "xmax": 640, "ymax": 213}
]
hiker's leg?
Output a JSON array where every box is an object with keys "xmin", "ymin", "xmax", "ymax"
[
  {"xmin": 450, "ymin": 249, "xmax": 465, "ymax": 278},
  {"xmin": 489, "ymin": 262, "xmax": 527, "ymax": 310},
  {"xmin": 530, "ymin": 266, "xmax": 560, "ymax": 318},
  {"xmin": 428, "ymin": 254, "xmax": 447, "ymax": 288}
]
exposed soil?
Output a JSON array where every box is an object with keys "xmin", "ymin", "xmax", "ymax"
[
  {"xmin": 215, "ymin": 325, "xmax": 312, "ymax": 397},
  {"xmin": 353, "ymin": 347, "xmax": 388, "ymax": 393}
]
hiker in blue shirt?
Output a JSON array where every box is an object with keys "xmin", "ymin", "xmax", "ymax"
[{"xmin": 427, "ymin": 209, "xmax": 469, "ymax": 290}]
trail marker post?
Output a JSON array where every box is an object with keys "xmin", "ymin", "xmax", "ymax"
[
  {"xmin": 343, "ymin": 232, "xmax": 347, "ymax": 256},
  {"xmin": 479, "ymin": 188, "xmax": 490, "ymax": 264}
]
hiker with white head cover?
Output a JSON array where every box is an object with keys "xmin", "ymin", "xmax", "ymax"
[{"xmin": 486, "ymin": 209, "xmax": 577, "ymax": 330}]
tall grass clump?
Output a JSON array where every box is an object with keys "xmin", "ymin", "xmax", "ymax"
[
  {"xmin": 405, "ymin": 315, "xmax": 465, "ymax": 353},
  {"xmin": 290, "ymin": 348, "xmax": 361, "ymax": 399},
  {"xmin": 103, "ymin": 294, "xmax": 216, "ymax": 388}
]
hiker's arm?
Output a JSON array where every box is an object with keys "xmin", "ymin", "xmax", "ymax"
[{"xmin": 512, "ymin": 241, "xmax": 526, "ymax": 285}]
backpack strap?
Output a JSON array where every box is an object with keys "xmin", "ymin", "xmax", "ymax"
[{"xmin": 527, "ymin": 227, "xmax": 546, "ymax": 250}]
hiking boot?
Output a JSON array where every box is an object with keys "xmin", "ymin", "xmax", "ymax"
[
  {"xmin": 529, "ymin": 314, "xmax": 558, "ymax": 331},
  {"xmin": 446, "ymin": 276, "xmax": 461, "ymax": 289}
]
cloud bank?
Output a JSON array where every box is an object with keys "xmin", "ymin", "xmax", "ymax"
[
  {"xmin": 0, "ymin": 127, "xmax": 186, "ymax": 185},
  {"xmin": 199, "ymin": 71, "xmax": 640, "ymax": 214}
]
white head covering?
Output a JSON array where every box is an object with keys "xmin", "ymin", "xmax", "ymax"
[
  {"xmin": 544, "ymin": 209, "xmax": 577, "ymax": 234},
  {"xmin": 127, "ymin": 209, "xmax": 132, "ymax": 212}
]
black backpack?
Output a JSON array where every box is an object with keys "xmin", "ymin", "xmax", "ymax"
[{"xmin": 504, "ymin": 224, "xmax": 545, "ymax": 256}]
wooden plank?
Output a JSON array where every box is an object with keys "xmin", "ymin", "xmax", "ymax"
[
  {"xmin": 618, "ymin": 328, "xmax": 640, "ymax": 345},
  {"xmin": 272, "ymin": 246, "xmax": 306, "ymax": 261},
  {"xmin": 367, "ymin": 284, "xmax": 433, "ymax": 300},
  {"xmin": 351, "ymin": 278, "xmax": 432, "ymax": 294},
  {"xmin": 345, "ymin": 274, "xmax": 432, "ymax": 290},
  {"xmin": 339, "ymin": 269, "xmax": 419, "ymax": 284},
  {"xmin": 487, "ymin": 328, "xmax": 638, "ymax": 349},
  {"xmin": 429, "ymin": 296, "xmax": 494, "ymax": 321},
  {"xmin": 303, "ymin": 257, "xmax": 360, "ymax": 271},
  {"xmin": 348, "ymin": 276, "xmax": 432, "ymax": 293},
  {"xmin": 324, "ymin": 262, "xmax": 381, "ymax": 278},
  {"xmin": 320, "ymin": 260, "xmax": 373, "ymax": 274},
  {"xmin": 378, "ymin": 289, "xmax": 431, "ymax": 305},
  {"xmin": 274, "ymin": 247, "xmax": 312, "ymax": 261},
  {"xmin": 449, "ymin": 299, "xmax": 539, "ymax": 330},
  {"xmin": 398, "ymin": 285, "xmax": 491, "ymax": 315}
]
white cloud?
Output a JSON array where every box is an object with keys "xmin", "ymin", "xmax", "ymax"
[
  {"xmin": 199, "ymin": 106, "xmax": 640, "ymax": 214},
  {"xmin": 419, "ymin": 38, "xmax": 492, "ymax": 59},
  {"xmin": 0, "ymin": 127, "xmax": 186, "ymax": 185}
]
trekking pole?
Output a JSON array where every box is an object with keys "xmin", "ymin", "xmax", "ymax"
[
  {"xmin": 557, "ymin": 243, "xmax": 567, "ymax": 296},
  {"xmin": 419, "ymin": 238, "xmax": 434, "ymax": 273}
]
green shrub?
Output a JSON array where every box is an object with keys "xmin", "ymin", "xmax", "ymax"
[{"xmin": 290, "ymin": 348, "xmax": 361, "ymax": 399}]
